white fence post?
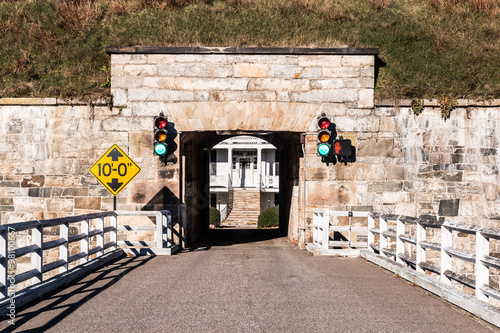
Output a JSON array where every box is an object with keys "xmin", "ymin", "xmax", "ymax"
[
  {"xmin": 313, "ymin": 212, "xmax": 319, "ymax": 248},
  {"xmin": 31, "ymin": 224, "xmax": 43, "ymax": 285},
  {"xmin": 367, "ymin": 215, "xmax": 375, "ymax": 252},
  {"xmin": 165, "ymin": 212, "xmax": 173, "ymax": 248},
  {"xmin": 81, "ymin": 219, "xmax": 89, "ymax": 264},
  {"xmin": 97, "ymin": 216, "xmax": 104, "ymax": 257},
  {"xmin": 440, "ymin": 225, "xmax": 452, "ymax": 285},
  {"xmin": 0, "ymin": 229, "xmax": 7, "ymax": 298},
  {"xmin": 476, "ymin": 231, "xmax": 489, "ymax": 302},
  {"xmin": 59, "ymin": 220, "xmax": 69, "ymax": 273},
  {"xmin": 110, "ymin": 213, "xmax": 117, "ymax": 251},
  {"xmin": 416, "ymin": 222, "xmax": 426, "ymax": 273},
  {"xmin": 379, "ymin": 216, "xmax": 388, "ymax": 258},
  {"xmin": 321, "ymin": 213, "xmax": 329, "ymax": 250},
  {"xmin": 396, "ymin": 217, "xmax": 404, "ymax": 264},
  {"xmin": 156, "ymin": 211, "xmax": 163, "ymax": 248}
]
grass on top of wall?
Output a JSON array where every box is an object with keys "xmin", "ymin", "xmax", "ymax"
[{"xmin": 0, "ymin": 0, "xmax": 499, "ymax": 100}]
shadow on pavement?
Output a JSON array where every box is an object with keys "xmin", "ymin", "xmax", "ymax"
[
  {"xmin": 0, "ymin": 255, "xmax": 153, "ymax": 333},
  {"xmin": 187, "ymin": 228, "xmax": 285, "ymax": 252}
]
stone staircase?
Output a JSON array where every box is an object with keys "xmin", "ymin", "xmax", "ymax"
[{"xmin": 222, "ymin": 189, "xmax": 261, "ymax": 227}]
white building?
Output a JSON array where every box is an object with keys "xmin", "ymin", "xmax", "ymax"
[{"xmin": 210, "ymin": 136, "xmax": 279, "ymax": 226}]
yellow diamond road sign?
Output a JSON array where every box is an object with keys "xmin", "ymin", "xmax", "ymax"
[{"xmin": 89, "ymin": 144, "xmax": 141, "ymax": 196}]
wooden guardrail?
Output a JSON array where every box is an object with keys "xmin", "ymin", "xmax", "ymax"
[
  {"xmin": 0, "ymin": 210, "xmax": 177, "ymax": 300},
  {"xmin": 311, "ymin": 210, "xmax": 370, "ymax": 256},
  {"xmin": 367, "ymin": 213, "xmax": 500, "ymax": 303}
]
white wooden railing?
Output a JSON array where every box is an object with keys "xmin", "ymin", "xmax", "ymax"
[
  {"xmin": 210, "ymin": 174, "xmax": 229, "ymax": 187},
  {"xmin": 367, "ymin": 213, "xmax": 500, "ymax": 304},
  {"xmin": 0, "ymin": 210, "xmax": 177, "ymax": 300},
  {"xmin": 261, "ymin": 175, "xmax": 279, "ymax": 189},
  {"xmin": 312, "ymin": 211, "xmax": 370, "ymax": 254}
]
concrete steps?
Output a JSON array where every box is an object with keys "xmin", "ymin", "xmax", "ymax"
[{"xmin": 222, "ymin": 189, "xmax": 261, "ymax": 227}]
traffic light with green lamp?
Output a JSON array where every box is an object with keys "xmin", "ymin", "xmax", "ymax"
[
  {"xmin": 316, "ymin": 116, "xmax": 337, "ymax": 165},
  {"xmin": 154, "ymin": 114, "xmax": 168, "ymax": 158}
]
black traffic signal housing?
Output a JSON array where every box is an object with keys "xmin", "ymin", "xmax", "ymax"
[
  {"xmin": 316, "ymin": 115, "xmax": 337, "ymax": 165},
  {"xmin": 333, "ymin": 136, "xmax": 356, "ymax": 165},
  {"xmin": 154, "ymin": 114, "xmax": 168, "ymax": 159}
]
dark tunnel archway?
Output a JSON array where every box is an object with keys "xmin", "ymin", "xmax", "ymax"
[{"xmin": 180, "ymin": 131, "xmax": 303, "ymax": 247}]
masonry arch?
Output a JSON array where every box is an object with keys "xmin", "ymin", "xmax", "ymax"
[{"xmin": 107, "ymin": 46, "xmax": 378, "ymax": 248}]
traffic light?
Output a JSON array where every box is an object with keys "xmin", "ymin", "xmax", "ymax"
[
  {"xmin": 317, "ymin": 116, "xmax": 337, "ymax": 165},
  {"xmin": 154, "ymin": 114, "xmax": 168, "ymax": 157}
]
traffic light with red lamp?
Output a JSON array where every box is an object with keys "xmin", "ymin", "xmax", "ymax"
[
  {"xmin": 154, "ymin": 114, "xmax": 168, "ymax": 159},
  {"xmin": 316, "ymin": 116, "xmax": 337, "ymax": 165},
  {"xmin": 316, "ymin": 114, "xmax": 356, "ymax": 165}
]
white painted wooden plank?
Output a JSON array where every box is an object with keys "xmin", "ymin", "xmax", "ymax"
[
  {"xmin": 379, "ymin": 216, "xmax": 388, "ymax": 258},
  {"xmin": 31, "ymin": 225, "xmax": 42, "ymax": 285},
  {"xmin": 444, "ymin": 246, "xmax": 476, "ymax": 263},
  {"xmin": 476, "ymin": 231, "xmax": 489, "ymax": 302},
  {"xmin": 441, "ymin": 225, "xmax": 453, "ymax": 285},
  {"xmin": 166, "ymin": 212, "xmax": 173, "ymax": 248},
  {"xmin": 416, "ymin": 223, "xmax": 426, "ymax": 273},
  {"xmin": 481, "ymin": 255, "xmax": 500, "ymax": 270},
  {"xmin": 443, "ymin": 221, "xmax": 481, "ymax": 234},
  {"xmin": 59, "ymin": 221, "xmax": 69, "ymax": 273},
  {"xmin": 480, "ymin": 285, "xmax": 500, "ymax": 301},
  {"xmin": 80, "ymin": 219, "xmax": 89, "ymax": 264},
  {"xmin": 396, "ymin": 217, "xmax": 404, "ymax": 264},
  {"xmin": 419, "ymin": 240, "xmax": 441, "ymax": 251},
  {"xmin": 0, "ymin": 229, "xmax": 7, "ymax": 298},
  {"xmin": 367, "ymin": 215, "xmax": 375, "ymax": 253},
  {"xmin": 96, "ymin": 217, "xmax": 104, "ymax": 257},
  {"xmin": 156, "ymin": 211, "xmax": 163, "ymax": 248},
  {"xmin": 110, "ymin": 214, "xmax": 117, "ymax": 251}
]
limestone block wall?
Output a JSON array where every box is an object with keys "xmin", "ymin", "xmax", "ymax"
[
  {"xmin": 0, "ymin": 47, "xmax": 499, "ymax": 257},
  {"xmin": 108, "ymin": 48, "xmax": 377, "ymax": 134},
  {"xmin": 299, "ymin": 99, "xmax": 500, "ymax": 262},
  {"xmin": 0, "ymin": 98, "xmax": 179, "ymax": 226}
]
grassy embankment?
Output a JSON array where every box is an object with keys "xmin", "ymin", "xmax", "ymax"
[{"xmin": 0, "ymin": 0, "xmax": 499, "ymax": 100}]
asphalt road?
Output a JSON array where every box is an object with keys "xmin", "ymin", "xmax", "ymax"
[{"xmin": 0, "ymin": 229, "xmax": 496, "ymax": 332}]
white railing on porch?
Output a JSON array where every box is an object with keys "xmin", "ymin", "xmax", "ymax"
[
  {"xmin": 367, "ymin": 213, "xmax": 500, "ymax": 304},
  {"xmin": 210, "ymin": 174, "xmax": 229, "ymax": 187},
  {"xmin": 261, "ymin": 175, "xmax": 279, "ymax": 189},
  {"xmin": 0, "ymin": 210, "xmax": 177, "ymax": 300}
]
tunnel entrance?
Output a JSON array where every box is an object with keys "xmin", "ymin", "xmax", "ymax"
[{"xmin": 181, "ymin": 131, "xmax": 302, "ymax": 247}]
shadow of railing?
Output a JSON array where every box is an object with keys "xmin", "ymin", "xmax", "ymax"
[{"xmin": 0, "ymin": 256, "xmax": 153, "ymax": 332}]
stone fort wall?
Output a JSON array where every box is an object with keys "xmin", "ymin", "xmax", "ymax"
[
  {"xmin": 0, "ymin": 47, "xmax": 499, "ymax": 255},
  {"xmin": 0, "ymin": 98, "xmax": 499, "ymax": 230}
]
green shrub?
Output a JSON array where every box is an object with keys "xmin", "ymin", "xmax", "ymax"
[
  {"xmin": 258, "ymin": 206, "xmax": 279, "ymax": 229},
  {"xmin": 209, "ymin": 207, "xmax": 220, "ymax": 228}
]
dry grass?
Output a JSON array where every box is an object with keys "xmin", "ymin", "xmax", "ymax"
[
  {"xmin": 55, "ymin": 0, "xmax": 104, "ymax": 32},
  {"xmin": 0, "ymin": 0, "xmax": 498, "ymax": 99},
  {"xmin": 425, "ymin": 0, "xmax": 500, "ymax": 16}
]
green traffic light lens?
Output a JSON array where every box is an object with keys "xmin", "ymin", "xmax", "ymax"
[
  {"xmin": 154, "ymin": 143, "xmax": 167, "ymax": 156},
  {"xmin": 317, "ymin": 143, "xmax": 330, "ymax": 156}
]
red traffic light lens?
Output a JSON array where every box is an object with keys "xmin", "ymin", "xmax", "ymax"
[
  {"xmin": 318, "ymin": 117, "xmax": 330, "ymax": 129},
  {"xmin": 155, "ymin": 117, "xmax": 167, "ymax": 129}
]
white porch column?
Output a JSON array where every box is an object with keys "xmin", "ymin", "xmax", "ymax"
[
  {"xmin": 257, "ymin": 148, "xmax": 262, "ymax": 189},
  {"xmin": 227, "ymin": 147, "xmax": 233, "ymax": 187}
]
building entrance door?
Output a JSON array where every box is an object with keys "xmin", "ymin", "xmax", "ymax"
[{"xmin": 233, "ymin": 155, "xmax": 254, "ymax": 187}]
